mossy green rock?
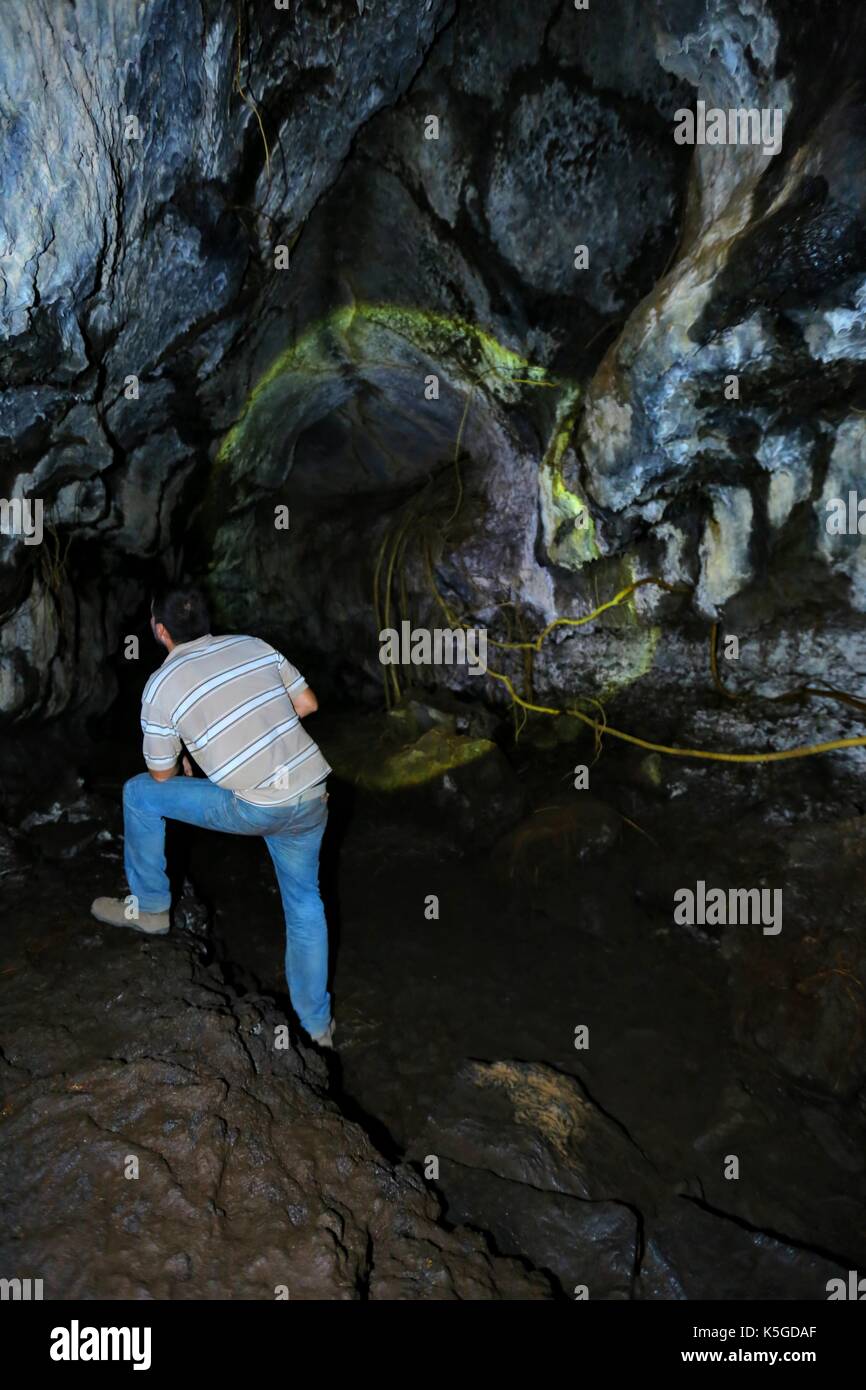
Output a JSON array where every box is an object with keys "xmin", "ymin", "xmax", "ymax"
[
  {"xmin": 364, "ymin": 728, "xmax": 495, "ymax": 792},
  {"xmin": 323, "ymin": 717, "xmax": 526, "ymax": 850},
  {"xmin": 324, "ymin": 721, "xmax": 495, "ymax": 792}
]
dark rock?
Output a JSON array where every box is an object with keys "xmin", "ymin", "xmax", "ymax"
[
  {"xmin": 722, "ymin": 817, "xmax": 866, "ymax": 1098},
  {"xmin": 409, "ymin": 1056, "xmax": 852, "ymax": 1300},
  {"xmin": 0, "ymin": 825, "xmax": 27, "ymax": 885},
  {"xmin": 0, "ymin": 928, "xmax": 551, "ymax": 1300},
  {"xmin": 172, "ymin": 878, "xmax": 211, "ymax": 943},
  {"xmin": 435, "ymin": 1160, "xmax": 639, "ymax": 1299},
  {"xmin": 409, "ymin": 1059, "xmax": 657, "ymax": 1208},
  {"xmin": 492, "ymin": 797, "xmax": 622, "ymax": 882},
  {"xmin": 640, "ymin": 1198, "xmax": 848, "ymax": 1302},
  {"xmin": 25, "ymin": 820, "xmax": 101, "ymax": 862}
]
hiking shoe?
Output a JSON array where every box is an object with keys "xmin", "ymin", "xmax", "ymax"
[
  {"xmin": 91, "ymin": 896, "xmax": 170, "ymax": 936},
  {"xmin": 311, "ymin": 1019, "xmax": 336, "ymax": 1050}
]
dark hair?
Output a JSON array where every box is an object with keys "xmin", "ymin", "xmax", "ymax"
[{"xmin": 151, "ymin": 585, "xmax": 211, "ymax": 645}]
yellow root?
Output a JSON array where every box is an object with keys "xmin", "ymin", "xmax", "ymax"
[
  {"xmin": 368, "ymin": 343, "xmax": 866, "ymax": 766},
  {"xmin": 234, "ymin": 1, "xmax": 270, "ymax": 180}
]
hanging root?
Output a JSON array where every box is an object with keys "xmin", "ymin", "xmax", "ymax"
[
  {"xmin": 369, "ymin": 348, "xmax": 866, "ymax": 765},
  {"xmin": 234, "ymin": 1, "xmax": 271, "ymax": 180}
]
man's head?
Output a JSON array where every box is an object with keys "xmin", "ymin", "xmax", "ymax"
[{"xmin": 150, "ymin": 585, "xmax": 211, "ymax": 651}]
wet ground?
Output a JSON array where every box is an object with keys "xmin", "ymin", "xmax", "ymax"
[{"xmin": 3, "ymin": 698, "xmax": 865, "ymax": 1298}]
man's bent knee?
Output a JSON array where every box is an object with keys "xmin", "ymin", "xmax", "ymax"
[{"xmin": 123, "ymin": 772, "xmax": 158, "ymax": 810}]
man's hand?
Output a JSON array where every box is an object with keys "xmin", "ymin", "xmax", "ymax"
[
  {"xmin": 148, "ymin": 765, "xmax": 177, "ymax": 782},
  {"xmin": 147, "ymin": 755, "xmax": 192, "ymax": 782}
]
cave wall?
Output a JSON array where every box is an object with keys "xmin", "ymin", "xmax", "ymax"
[{"xmin": 2, "ymin": 0, "xmax": 866, "ymax": 753}]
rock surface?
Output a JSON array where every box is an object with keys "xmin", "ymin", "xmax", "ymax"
[
  {"xmin": 5, "ymin": 0, "xmax": 865, "ymax": 760},
  {"xmin": 0, "ymin": 902, "xmax": 550, "ymax": 1300},
  {"xmin": 3, "ymin": 723, "xmax": 865, "ymax": 1301},
  {"xmin": 409, "ymin": 1058, "xmax": 850, "ymax": 1300}
]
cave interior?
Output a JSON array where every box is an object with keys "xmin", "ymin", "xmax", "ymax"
[{"xmin": 2, "ymin": 0, "xmax": 866, "ymax": 1304}]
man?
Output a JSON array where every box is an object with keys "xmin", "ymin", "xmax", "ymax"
[{"xmin": 91, "ymin": 585, "xmax": 336, "ymax": 1050}]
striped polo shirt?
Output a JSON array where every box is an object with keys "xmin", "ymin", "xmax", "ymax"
[{"xmin": 140, "ymin": 634, "xmax": 331, "ymax": 805}]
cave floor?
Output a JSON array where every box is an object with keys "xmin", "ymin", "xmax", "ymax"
[{"xmin": 5, "ymin": 711, "xmax": 866, "ymax": 1298}]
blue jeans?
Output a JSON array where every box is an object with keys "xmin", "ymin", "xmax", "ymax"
[{"xmin": 122, "ymin": 773, "xmax": 331, "ymax": 1037}]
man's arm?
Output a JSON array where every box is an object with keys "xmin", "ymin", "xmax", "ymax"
[
  {"xmin": 276, "ymin": 652, "xmax": 319, "ymax": 717},
  {"xmin": 148, "ymin": 753, "xmax": 193, "ymax": 782},
  {"xmin": 141, "ymin": 698, "xmax": 183, "ymax": 779},
  {"xmin": 292, "ymin": 686, "xmax": 318, "ymax": 718}
]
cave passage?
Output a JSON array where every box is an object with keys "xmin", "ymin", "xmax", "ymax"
[{"xmin": 2, "ymin": 0, "xmax": 866, "ymax": 1322}]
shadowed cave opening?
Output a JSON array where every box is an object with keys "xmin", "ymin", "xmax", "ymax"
[{"xmin": 2, "ymin": 0, "xmax": 866, "ymax": 1306}]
